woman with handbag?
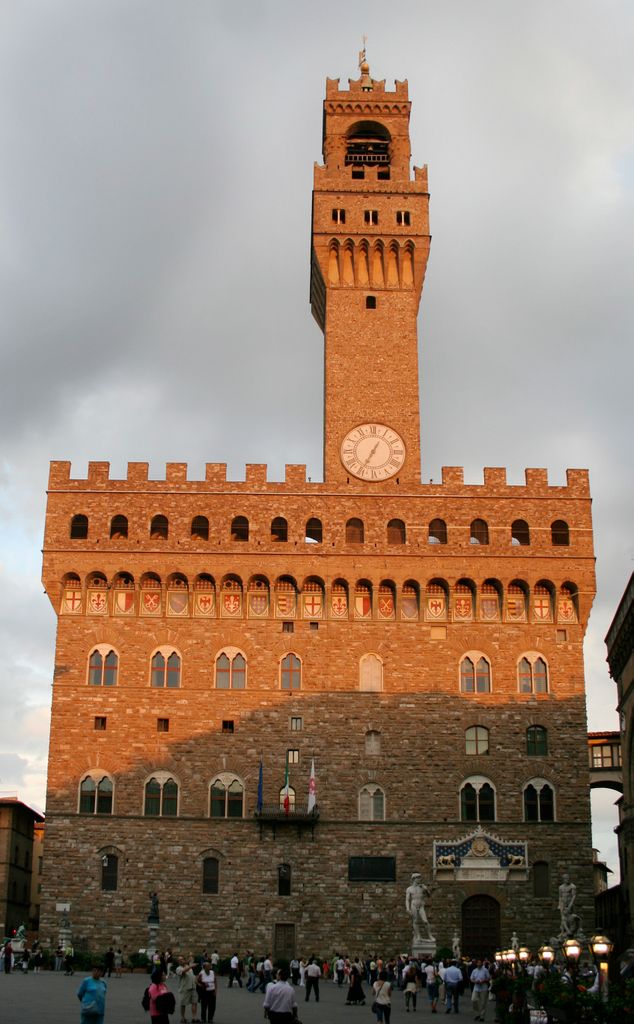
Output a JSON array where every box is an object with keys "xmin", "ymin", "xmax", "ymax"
[{"xmin": 372, "ymin": 969, "xmax": 393, "ymax": 1023}]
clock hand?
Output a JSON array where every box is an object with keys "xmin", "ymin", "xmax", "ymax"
[{"xmin": 363, "ymin": 440, "xmax": 380, "ymax": 466}]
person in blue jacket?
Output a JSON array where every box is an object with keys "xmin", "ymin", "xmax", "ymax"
[{"xmin": 77, "ymin": 964, "xmax": 107, "ymax": 1023}]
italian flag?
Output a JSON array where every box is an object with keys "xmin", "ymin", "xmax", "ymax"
[{"xmin": 283, "ymin": 752, "xmax": 290, "ymax": 815}]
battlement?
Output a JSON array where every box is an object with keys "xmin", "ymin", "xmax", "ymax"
[
  {"xmin": 325, "ymin": 75, "xmax": 409, "ymax": 99},
  {"xmin": 47, "ymin": 460, "xmax": 591, "ymax": 496}
]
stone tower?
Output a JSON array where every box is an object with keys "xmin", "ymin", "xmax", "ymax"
[{"xmin": 310, "ymin": 53, "xmax": 430, "ymax": 485}]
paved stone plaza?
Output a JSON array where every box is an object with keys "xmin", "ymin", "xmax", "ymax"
[{"xmin": 0, "ymin": 971, "xmax": 478, "ymax": 1023}]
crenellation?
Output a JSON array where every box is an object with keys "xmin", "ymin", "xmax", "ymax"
[
  {"xmin": 205, "ymin": 463, "xmax": 227, "ymax": 484},
  {"xmin": 284, "ymin": 464, "xmax": 307, "ymax": 486},
  {"xmin": 127, "ymin": 462, "xmax": 149, "ymax": 484},
  {"xmin": 165, "ymin": 462, "xmax": 188, "ymax": 483},
  {"xmin": 87, "ymin": 461, "xmax": 110, "ymax": 484},
  {"xmin": 484, "ymin": 467, "xmax": 507, "ymax": 487},
  {"xmin": 245, "ymin": 464, "xmax": 268, "ymax": 487},
  {"xmin": 442, "ymin": 466, "xmax": 465, "ymax": 486},
  {"xmin": 525, "ymin": 468, "xmax": 549, "ymax": 488}
]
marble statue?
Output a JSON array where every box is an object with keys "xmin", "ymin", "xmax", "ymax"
[
  {"xmin": 405, "ymin": 873, "xmax": 434, "ymax": 943},
  {"xmin": 15, "ymin": 923, "xmax": 26, "ymax": 942},
  {"xmin": 511, "ymin": 931, "xmax": 519, "ymax": 952},
  {"xmin": 452, "ymin": 929, "xmax": 461, "ymax": 959},
  {"xmin": 558, "ymin": 873, "xmax": 580, "ymax": 938}
]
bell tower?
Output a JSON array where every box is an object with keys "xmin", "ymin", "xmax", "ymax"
[{"xmin": 311, "ymin": 52, "xmax": 431, "ymax": 486}]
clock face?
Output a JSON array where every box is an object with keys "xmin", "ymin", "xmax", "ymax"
[{"xmin": 340, "ymin": 423, "xmax": 406, "ymax": 481}]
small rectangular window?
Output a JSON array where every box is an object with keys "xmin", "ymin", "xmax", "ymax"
[
  {"xmin": 282, "ymin": 621, "xmax": 294, "ymax": 634},
  {"xmin": 287, "ymin": 748, "xmax": 299, "ymax": 764},
  {"xmin": 352, "ymin": 168, "xmax": 365, "ymax": 179},
  {"xmin": 396, "ymin": 210, "xmax": 411, "ymax": 226},
  {"xmin": 365, "ymin": 295, "xmax": 377, "ymax": 310},
  {"xmin": 290, "ymin": 717, "xmax": 303, "ymax": 731},
  {"xmin": 310, "ymin": 621, "xmax": 319, "ymax": 631},
  {"xmin": 222, "ymin": 720, "xmax": 235, "ymax": 734},
  {"xmin": 157, "ymin": 718, "xmax": 169, "ymax": 733},
  {"xmin": 364, "ymin": 210, "xmax": 379, "ymax": 225},
  {"xmin": 377, "ymin": 169, "xmax": 390, "ymax": 181},
  {"xmin": 94, "ymin": 716, "xmax": 107, "ymax": 731},
  {"xmin": 556, "ymin": 629, "xmax": 567, "ymax": 643},
  {"xmin": 430, "ymin": 626, "xmax": 446, "ymax": 640},
  {"xmin": 331, "ymin": 208, "xmax": 345, "ymax": 224}
]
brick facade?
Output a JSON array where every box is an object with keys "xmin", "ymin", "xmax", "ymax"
[{"xmin": 40, "ymin": 60, "xmax": 596, "ymax": 959}]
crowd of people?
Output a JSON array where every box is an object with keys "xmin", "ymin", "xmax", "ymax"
[{"xmin": 4, "ymin": 937, "xmax": 633, "ymax": 1024}]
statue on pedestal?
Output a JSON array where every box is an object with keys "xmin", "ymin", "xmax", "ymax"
[
  {"xmin": 511, "ymin": 931, "xmax": 519, "ymax": 953},
  {"xmin": 405, "ymin": 873, "xmax": 435, "ymax": 945},
  {"xmin": 452, "ymin": 929, "xmax": 461, "ymax": 960}
]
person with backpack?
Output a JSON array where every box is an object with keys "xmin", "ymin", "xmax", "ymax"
[
  {"xmin": 77, "ymin": 963, "xmax": 107, "ymax": 1024},
  {"xmin": 144, "ymin": 966, "xmax": 176, "ymax": 1024}
]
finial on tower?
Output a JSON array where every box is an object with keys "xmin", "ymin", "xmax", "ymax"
[{"xmin": 358, "ymin": 35, "xmax": 373, "ymax": 91}]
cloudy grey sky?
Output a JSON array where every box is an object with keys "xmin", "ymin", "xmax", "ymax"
[{"xmin": 1, "ymin": 1, "xmax": 632, "ymax": 875}]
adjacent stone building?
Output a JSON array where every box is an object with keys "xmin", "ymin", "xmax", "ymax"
[
  {"xmin": 39, "ymin": 57, "xmax": 597, "ymax": 959},
  {"xmin": 0, "ymin": 798, "xmax": 44, "ymax": 939},
  {"xmin": 605, "ymin": 573, "xmax": 634, "ymax": 952}
]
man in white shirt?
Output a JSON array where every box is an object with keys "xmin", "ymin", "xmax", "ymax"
[
  {"xmin": 469, "ymin": 960, "xmax": 491, "ymax": 1021},
  {"xmin": 305, "ymin": 958, "xmax": 322, "ymax": 1002},
  {"xmin": 263, "ymin": 966, "xmax": 298, "ymax": 1023},
  {"xmin": 443, "ymin": 961, "xmax": 463, "ymax": 1014},
  {"xmin": 228, "ymin": 952, "xmax": 242, "ymax": 988}
]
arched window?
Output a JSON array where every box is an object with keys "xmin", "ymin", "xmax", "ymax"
[
  {"xmin": 150, "ymin": 515, "xmax": 168, "ymax": 540},
  {"xmin": 346, "ymin": 518, "xmax": 364, "ymax": 543},
  {"xmin": 151, "ymin": 650, "xmax": 181, "ymax": 688},
  {"xmin": 279, "ymin": 785, "xmax": 296, "ymax": 811},
  {"xmin": 465, "ymin": 726, "xmax": 489, "ymax": 755},
  {"xmin": 110, "ymin": 515, "xmax": 128, "ymax": 539},
  {"xmin": 387, "ymin": 518, "xmax": 406, "ymax": 544},
  {"xmin": 551, "ymin": 520, "xmax": 570, "ymax": 546},
  {"xmin": 460, "ymin": 777, "xmax": 496, "ymax": 822},
  {"xmin": 518, "ymin": 655, "xmax": 549, "ymax": 694},
  {"xmin": 202, "ymin": 857, "xmax": 219, "ymax": 894},
  {"xmin": 527, "ymin": 725, "xmax": 548, "ymax": 756},
  {"xmin": 278, "ymin": 863, "xmax": 292, "ymax": 896},
  {"xmin": 305, "ymin": 517, "xmax": 322, "ymax": 544},
  {"xmin": 470, "ymin": 519, "xmax": 489, "ymax": 545},
  {"xmin": 79, "ymin": 775, "xmax": 113, "ymax": 815},
  {"xmin": 460, "ymin": 655, "xmax": 491, "ymax": 693},
  {"xmin": 271, "ymin": 517, "xmax": 288, "ymax": 542},
  {"xmin": 345, "ymin": 120, "xmax": 391, "ymax": 168},
  {"xmin": 533, "ymin": 861, "xmax": 550, "ymax": 898},
  {"xmin": 144, "ymin": 776, "xmax": 178, "ymax": 817},
  {"xmin": 215, "ymin": 650, "xmax": 246, "ymax": 689},
  {"xmin": 88, "ymin": 647, "xmax": 118, "ymax": 687},
  {"xmin": 365, "ymin": 730, "xmax": 381, "ymax": 755},
  {"xmin": 524, "ymin": 780, "xmax": 555, "ymax": 822},
  {"xmin": 359, "ymin": 654, "xmax": 383, "ymax": 692},
  {"xmin": 359, "ymin": 784, "xmax": 385, "ymax": 821},
  {"xmin": 428, "ymin": 518, "xmax": 447, "ymax": 545},
  {"xmin": 210, "ymin": 775, "xmax": 244, "ymax": 818},
  {"xmin": 101, "ymin": 853, "xmax": 118, "ymax": 891},
  {"xmin": 70, "ymin": 514, "xmax": 88, "ymax": 539},
  {"xmin": 281, "ymin": 653, "xmax": 301, "ymax": 690},
  {"xmin": 191, "ymin": 515, "xmax": 209, "ymax": 540},
  {"xmin": 511, "ymin": 519, "xmax": 530, "ymax": 546},
  {"xmin": 231, "ymin": 516, "xmax": 249, "ymax": 541}
]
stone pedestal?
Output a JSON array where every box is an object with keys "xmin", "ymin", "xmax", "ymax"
[
  {"xmin": 147, "ymin": 918, "xmax": 159, "ymax": 958},
  {"xmin": 412, "ymin": 938, "xmax": 437, "ymax": 960}
]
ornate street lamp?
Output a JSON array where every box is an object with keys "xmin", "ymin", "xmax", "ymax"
[
  {"xmin": 519, "ymin": 946, "xmax": 531, "ymax": 970},
  {"xmin": 589, "ymin": 934, "xmax": 613, "ymax": 1001},
  {"xmin": 539, "ymin": 944, "xmax": 555, "ymax": 967},
  {"xmin": 562, "ymin": 937, "xmax": 582, "ymax": 1013}
]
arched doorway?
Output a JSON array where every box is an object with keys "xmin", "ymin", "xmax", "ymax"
[{"xmin": 461, "ymin": 894, "xmax": 500, "ymax": 959}]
